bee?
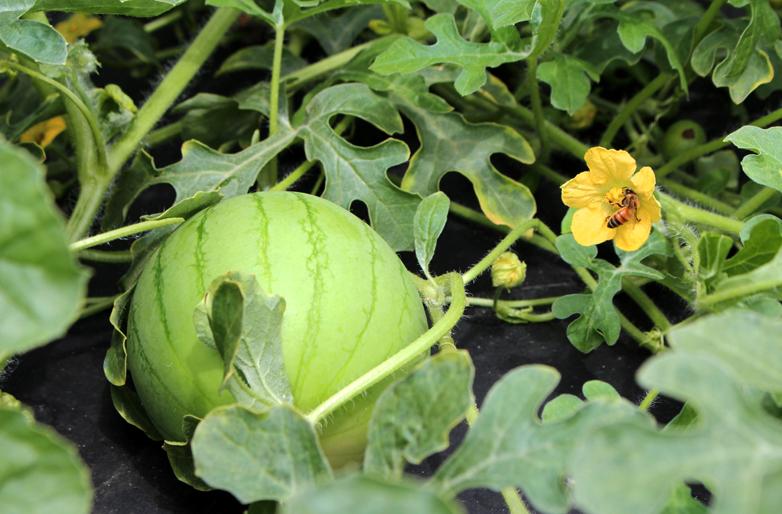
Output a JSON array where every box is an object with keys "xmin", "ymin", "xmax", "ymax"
[{"xmin": 606, "ymin": 188, "xmax": 640, "ymax": 229}]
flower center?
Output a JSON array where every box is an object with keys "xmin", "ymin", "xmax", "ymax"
[{"xmin": 605, "ymin": 187, "xmax": 626, "ymax": 209}]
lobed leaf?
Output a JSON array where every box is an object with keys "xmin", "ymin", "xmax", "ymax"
[
  {"xmin": 282, "ymin": 474, "xmax": 465, "ymax": 514},
  {"xmin": 364, "ymin": 351, "xmax": 474, "ymax": 480},
  {"xmin": 293, "ymin": 6, "xmax": 384, "ymax": 55},
  {"xmin": 432, "ymin": 365, "xmax": 651, "ymax": 514},
  {"xmin": 370, "ymin": 13, "xmax": 530, "ymax": 95},
  {"xmin": 552, "ymin": 232, "xmax": 669, "ymax": 352},
  {"xmin": 33, "ymin": 0, "xmax": 187, "ymax": 16},
  {"xmin": 725, "ymin": 126, "xmax": 782, "ymax": 193},
  {"xmin": 572, "ymin": 351, "xmax": 782, "ymax": 514},
  {"xmin": 297, "ymin": 83, "xmax": 421, "ymax": 252},
  {"xmin": 537, "ymin": 52, "xmax": 599, "ymax": 115},
  {"xmin": 191, "ymin": 404, "xmax": 332, "ymax": 503}
]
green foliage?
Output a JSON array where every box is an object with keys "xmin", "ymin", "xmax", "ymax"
[
  {"xmin": 0, "ymin": 137, "xmax": 88, "ymax": 356},
  {"xmin": 193, "ymin": 271, "xmax": 293, "ymax": 408},
  {"xmin": 413, "ymin": 192, "xmax": 450, "ymax": 279},
  {"xmin": 0, "ymin": 405, "xmax": 93, "ymax": 514},
  {"xmin": 364, "ymin": 350, "xmax": 473, "ymax": 480},
  {"xmin": 552, "ymin": 231, "xmax": 669, "ymax": 352},
  {"xmin": 0, "ymin": 1, "xmax": 67, "ymax": 64},
  {"xmin": 191, "ymin": 404, "xmax": 332, "ymax": 503},
  {"xmin": 726, "ymin": 126, "xmax": 782, "ymax": 193}
]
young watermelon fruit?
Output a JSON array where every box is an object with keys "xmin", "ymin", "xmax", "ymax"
[{"xmin": 125, "ymin": 192, "xmax": 428, "ymax": 468}]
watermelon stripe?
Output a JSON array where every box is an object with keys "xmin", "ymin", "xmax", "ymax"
[
  {"xmin": 152, "ymin": 246, "xmax": 215, "ymax": 408},
  {"xmin": 250, "ymin": 194, "xmax": 272, "ymax": 289},
  {"xmin": 194, "ymin": 210, "xmax": 209, "ymax": 292},
  {"xmin": 293, "ymin": 194, "xmax": 326, "ymax": 397}
]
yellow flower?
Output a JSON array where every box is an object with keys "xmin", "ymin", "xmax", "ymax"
[
  {"xmin": 561, "ymin": 147, "xmax": 661, "ymax": 252},
  {"xmin": 491, "ymin": 252, "xmax": 526, "ymax": 290},
  {"xmin": 20, "ymin": 116, "xmax": 67, "ymax": 148},
  {"xmin": 55, "ymin": 13, "xmax": 103, "ymax": 44}
]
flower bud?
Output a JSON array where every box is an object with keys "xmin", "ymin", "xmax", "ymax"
[{"xmin": 491, "ymin": 252, "xmax": 526, "ymax": 290}]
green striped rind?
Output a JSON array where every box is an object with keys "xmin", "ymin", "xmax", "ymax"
[{"xmin": 126, "ymin": 192, "xmax": 428, "ymax": 467}]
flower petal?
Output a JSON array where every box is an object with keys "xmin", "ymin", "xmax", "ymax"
[
  {"xmin": 638, "ymin": 195, "xmax": 662, "ymax": 224},
  {"xmin": 628, "ymin": 166, "xmax": 656, "ymax": 198},
  {"xmin": 571, "ymin": 202, "xmax": 616, "ymax": 247},
  {"xmin": 614, "ymin": 216, "xmax": 652, "ymax": 252},
  {"xmin": 585, "ymin": 147, "xmax": 637, "ymax": 185},
  {"xmin": 561, "ymin": 171, "xmax": 609, "ymax": 208}
]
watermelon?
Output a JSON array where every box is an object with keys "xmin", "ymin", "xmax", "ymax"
[{"xmin": 125, "ymin": 192, "xmax": 428, "ymax": 468}]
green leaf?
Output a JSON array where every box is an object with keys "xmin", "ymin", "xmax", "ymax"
[
  {"xmin": 459, "ymin": 0, "xmax": 541, "ymax": 29},
  {"xmin": 414, "ymin": 192, "xmax": 450, "ymax": 278},
  {"xmin": 297, "ymin": 83, "xmax": 421, "ymax": 252},
  {"xmin": 194, "ymin": 271, "xmax": 293, "ymax": 408},
  {"xmin": 364, "ymin": 351, "xmax": 474, "ymax": 480},
  {"xmin": 0, "ymin": 406, "xmax": 92, "ymax": 514},
  {"xmin": 0, "ymin": 76, "xmax": 64, "ymax": 141},
  {"xmin": 206, "ymin": 0, "xmax": 282, "ymax": 27},
  {"xmin": 725, "ymin": 126, "xmax": 782, "ymax": 193},
  {"xmin": 572, "ymin": 351, "xmax": 782, "ymax": 514},
  {"xmin": 537, "ymin": 52, "xmax": 599, "ymax": 115},
  {"xmin": 396, "ymin": 101, "xmax": 536, "ymax": 229},
  {"xmin": 660, "ymin": 483, "xmax": 709, "ymax": 514},
  {"xmin": 573, "ymin": 18, "xmax": 643, "ymax": 73},
  {"xmin": 666, "ymin": 311, "xmax": 782, "ymax": 395},
  {"xmin": 0, "ymin": 137, "xmax": 89, "ymax": 355},
  {"xmin": 582, "ymin": 380, "xmax": 620, "ymax": 401},
  {"xmin": 724, "ymin": 0, "xmax": 780, "ymax": 79},
  {"xmin": 139, "ymin": 190, "xmax": 225, "ymax": 222},
  {"xmin": 109, "ymin": 383, "xmax": 164, "ymax": 440},
  {"xmin": 148, "ymin": 129, "xmax": 296, "ymax": 206},
  {"xmin": 540, "ymin": 394, "xmax": 583, "ymax": 423},
  {"xmin": 162, "ymin": 415, "xmax": 211, "ymax": 491},
  {"xmin": 552, "ymin": 232, "xmax": 668, "ymax": 352},
  {"xmin": 283, "ymin": 474, "xmax": 464, "ymax": 514},
  {"xmin": 723, "ymin": 216, "xmax": 782, "ymax": 276},
  {"xmin": 33, "ymin": 0, "xmax": 187, "ymax": 16},
  {"xmin": 174, "ymin": 92, "xmax": 262, "ymax": 148},
  {"xmin": 104, "ymin": 288, "xmax": 134, "ymax": 386},
  {"xmin": 293, "ymin": 6, "xmax": 383, "ymax": 55},
  {"xmin": 612, "ymin": 10, "xmax": 687, "ymax": 92},
  {"xmin": 0, "ymin": 1, "xmax": 67, "ymax": 64},
  {"xmin": 216, "ymin": 42, "xmax": 307, "ymax": 75},
  {"xmin": 208, "ymin": 280, "xmax": 244, "ymax": 392},
  {"xmin": 102, "ymin": 150, "xmax": 158, "ymax": 230},
  {"xmin": 432, "ymin": 365, "xmax": 651, "ymax": 514},
  {"xmin": 370, "ymin": 13, "xmax": 530, "ymax": 95},
  {"xmin": 93, "ymin": 16, "xmax": 159, "ymax": 68},
  {"xmin": 529, "ymin": 0, "xmax": 565, "ymax": 58},
  {"xmin": 692, "ymin": 21, "xmax": 774, "ymax": 103},
  {"xmin": 191, "ymin": 404, "xmax": 332, "ymax": 503},
  {"xmin": 697, "ymin": 231, "xmax": 732, "ymax": 285}
]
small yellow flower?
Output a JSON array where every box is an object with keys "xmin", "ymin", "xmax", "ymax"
[
  {"xmin": 491, "ymin": 252, "xmax": 526, "ymax": 290},
  {"xmin": 20, "ymin": 116, "xmax": 67, "ymax": 148},
  {"xmin": 55, "ymin": 13, "xmax": 103, "ymax": 44},
  {"xmin": 561, "ymin": 147, "xmax": 661, "ymax": 252}
]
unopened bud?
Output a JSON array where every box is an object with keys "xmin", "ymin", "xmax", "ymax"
[{"xmin": 491, "ymin": 252, "xmax": 526, "ymax": 290}]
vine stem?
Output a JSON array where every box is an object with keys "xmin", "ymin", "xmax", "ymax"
[
  {"xmin": 656, "ymin": 105, "xmax": 782, "ymax": 179},
  {"xmin": 659, "ymin": 193, "xmax": 744, "ymax": 235},
  {"xmin": 462, "ymin": 219, "xmax": 558, "ymax": 285},
  {"xmin": 77, "ymin": 249, "xmax": 133, "ymax": 263},
  {"xmin": 79, "ymin": 295, "xmax": 120, "ymax": 319},
  {"xmin": 69, "ymin": 217, "xmax": 184, "ymax": 252},
  {"xmin": 64, "ymin": 8, "xmax": 238, "ymax": 242},
  {"xmin": 732, "ymin": 186, "xmax": 778, "ymax": 219},
  {"xmin": 467, "ymin": 296, "xmax": 558, "ymax": 308},
  {"xmin": 306, "ymin": 272, "xmax": 466, "ymax": 425},
  {"xmin": 638, "ymin": 388, "xmax": 660, "ymax": 411},
  {"xmin": 108, "ymin": 7, "xmax": 238, "ymax": 174},
  {"xmin": 527, "ymin": 57, "xmax": 549, "ymax": 161},
  {"xmin": 658, "ymin": 178, "xmax": 734, "ymax": 214},
  {"xmin": 622, "ymin": 278, "xmax": 671, "ymax": 332},
  {"xmin": 693, "ymin": 0, "xmax": 729, "ymax": 44},
  {"xmin": 599, "ymin": 73, "xmax": 673, "ymax": 148}
]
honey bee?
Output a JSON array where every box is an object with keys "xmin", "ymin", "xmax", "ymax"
[{"xmin": 606, "ymin": 188, "xmax": 640, "ymax": 229}]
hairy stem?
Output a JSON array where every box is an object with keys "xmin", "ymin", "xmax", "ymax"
[
  {"xmin": 732, "ymin": 186, "xmax": 778, "ymax": 219},
  {"xmin": 527, "ymin": 57, "xmax": 549, "ymax": 160},
  {"xmin": 69, "ymin": 217, "xmax": 184, "ymax": 252},
  {"xmin": 307, "ymin": 272, "xmax": 466, "ymax": 424}
]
